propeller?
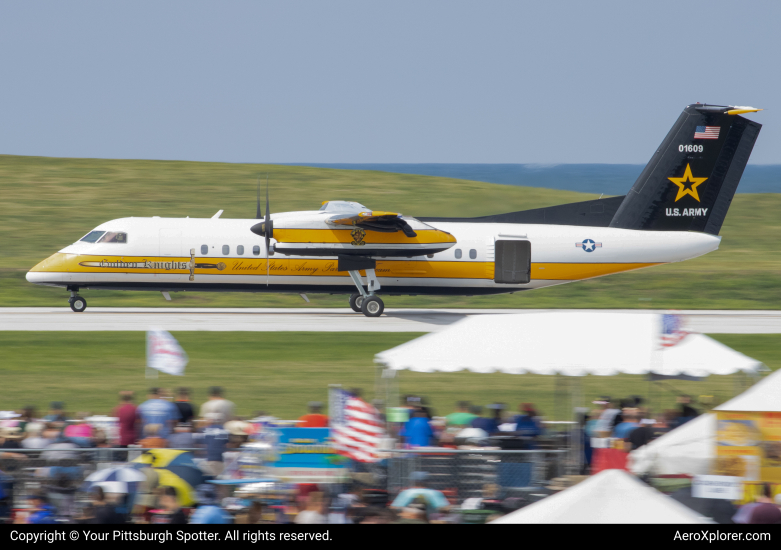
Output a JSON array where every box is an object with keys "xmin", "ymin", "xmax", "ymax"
[{"xmin": 250, "ymin": 175, "xmax": 274, "ymax": 285}]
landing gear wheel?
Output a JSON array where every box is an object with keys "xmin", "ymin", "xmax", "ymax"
[
  {"xmin": 361, "ymin": 296, "xmax": 384, "ymax": 317},
  {"xmin": 69, "ymin": 295, "xmax": 87, "ymax": 313},
  {"xmin": 349, "ymin": 293, "xmax": 365, "ymax": 313}
]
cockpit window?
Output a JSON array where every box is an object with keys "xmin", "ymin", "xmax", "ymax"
[
  {"xmin": 80, "ymin": 231, "xmax": 106, "ymax": 243},
  {"xmin": 97, "ymin": 232, "xmax": 128, "ymax": 243}
]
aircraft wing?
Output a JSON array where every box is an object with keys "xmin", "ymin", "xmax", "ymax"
[{"xmin": 327, "ymin": 211, "xmax": 418, "ymax": 237}]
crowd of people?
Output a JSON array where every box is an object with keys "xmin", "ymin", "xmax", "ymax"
[{"xmin": 2, "ymin": 388, "xmax": 780, "ymax": 524}]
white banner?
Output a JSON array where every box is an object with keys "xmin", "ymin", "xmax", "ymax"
[
  {"xmin": 146, "ymin": 329, "xmax": 188, "ymax": 376},
  {"xmin": 692, "ymin": 475, "xmax": 744, "ymax": 500}
]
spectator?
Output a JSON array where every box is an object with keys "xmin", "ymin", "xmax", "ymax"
[
  {"xmin": 593, "ymin": 397, "xmax": 621, "ymax": 436},
  {"xmin": 91, "ymin": 486, "xmax": 125, "ymax": 524},
  {"xmin": 22, "ymin": 422, "xmax": 50, "ymax": 449},
  {"xmin": 402, "ymin": 408, "xmax": 435, "ymax": 447},
  {"xmin": 199, "ymin": 387, "xmax": 235, "ymax": 425},
  {"xmin": 445, "ymin": 401, "xmax": 477, "ymax": 427},
  {"xmin": 137, "ymin": 388, "xmax": 180, "ymax": 439},
  {"xmin": 168, "ymin": 423, "xmax": 195, "ymax": 450},
  {"xmin": 747, "ymin": 483, "xmax": 781, "ymax": 524},
  {"xmin": 470, "ymin": 407, "xmax": 499, "ymax": 435},
  {"xmin": 0, "ymin": 427, "xmax": 23, "ymax": 450},
  {"xmin": 174, "ymin": 388, "xmax": 194, "ymax": 425},
  {"xmin": 18, "ymin": 406, "xmax": 37, "ymax": 433},
  {"xmin": 674, "ymin": 395, "xmax": 700, "ymax": 427},
  {"xmin": 44, "ymin": 402, "xmax": 67, "ymax": 423},
  {"xmin": 196, "ymin": 413, "xmax": 229, "ymax": 476},
  {"xmin": 113, "ymin": 391, "xmax": 138, "ymax": 447},
  {"xmin": 138, "ymin": 424, "xmax": 168, "ymax": 449},
  {"xmin": 613, "ymin": 409, "xmax": 640, "ymax": 439},
  {"xmin": 64, "ymin": 412, "xmax": 94, "ymax": 444},
  {"xmin": 155, "ymin": 486, "xmax": 187, "ymax": 524},
  {"xmin": 513, "ymin": 403, "xmax": 543, "ymax": 438},
  {"xmin": 298, "ymin": 402, "xmax": 328, "ymax": 428},
  {"xmin": 189, "ymin": 484, "xmax": 231, "ymax": 524},
  {"xmin": 295, "ymin": 491, "xmax": 326, "ymax": 524},
  {"xmin": 23, "ymin": 492, "xmax": 56, "ymax": 524}
]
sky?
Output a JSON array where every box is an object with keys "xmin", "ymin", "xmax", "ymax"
[{"xmin": 1, "ymin": 1, "xmax": 778, "ymax": 164}]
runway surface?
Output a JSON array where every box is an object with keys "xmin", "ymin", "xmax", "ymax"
[{"xmin": 3, "ymin": 307, "xmax": 781, "ymax": 333}]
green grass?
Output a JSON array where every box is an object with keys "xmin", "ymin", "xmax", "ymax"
[
  {"xmin": 0, "ymin": 332, "xmax": 776, "ymax": 421},
  {"xmin": 2, "ymin": 154, "xmax": 781, "ymax": 309}
]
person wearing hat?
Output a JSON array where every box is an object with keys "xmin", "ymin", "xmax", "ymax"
[
  {"xmin": 0, "ymin": 427, "xmax": 23, "ymax": 450},
  {"xmin": 194, "ymin": 413, "xmax": 229, "ymax": 476},
  {"xmin": 189, "ymin": 484, "xmax": 231, "ymax": 524},
  {"xmin": 298, "ymin": 402, "xmax": 328, "ymax": 428}
]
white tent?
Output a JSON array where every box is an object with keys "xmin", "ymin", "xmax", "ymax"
[
  {"xmin": 376, "ymin": 312, "xmax": 761, "ymax": 377},
  {"xmin": 629, "ymin": 413, "xmax": 716, "ymax": 476},
  {"xmin": 490, "ymin": 469, "xmax": 711, "ymax": 524},
  {"xmin": 715, "ymin": 367, "xmax": 781, "ymax": 412},
  {"xmin": 629, "ymin": 369, "xmax": 781, "ymax": 476}
]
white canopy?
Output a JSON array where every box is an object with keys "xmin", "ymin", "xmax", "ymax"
[
  {"xmin": 715, "ymin": 367, "xmax": 781, "ymax": 412},
  {"xmin": 375, "ymin": 312, "xmax": 761, "ymax": 377},
  {"xmin": 629, "ymin": 413, "xmax": 716, "ymax": 477},
  {"xmin": 629, "ymin": 369, "xmax": 781, "ymax": 476},
  {"xmin": 490, "ymin": 469, "xmax": 711, "ymax": 524}
]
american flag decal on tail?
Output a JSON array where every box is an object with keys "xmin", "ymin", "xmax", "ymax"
[
  {"xmin": 694, "ymin": 126, "xmax": 720, "ymax": 139},
  {"xmin": 329, "ymin": 387, "xmax": 385, "ymax": 463}
]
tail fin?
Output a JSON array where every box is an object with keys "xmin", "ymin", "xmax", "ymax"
[{"xmin": 609, "ymin": 104, "xmax": 761, "ymax": 235}]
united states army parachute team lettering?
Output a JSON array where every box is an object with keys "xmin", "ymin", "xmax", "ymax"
[{"xmin": 27, "ymin": 104, "xmax": 762, "ymax": 317}]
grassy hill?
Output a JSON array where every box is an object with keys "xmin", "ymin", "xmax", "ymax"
[
  {"xmin": 0, "ymin": 332, "xmax": 775, "ymax": 420},
  {"xmin": 2, "ymin": 154, "xmax": 780, "ymax": 309}
]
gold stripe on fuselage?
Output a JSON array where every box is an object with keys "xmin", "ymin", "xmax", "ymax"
[{"xmin": 30, "ymin": 253, "xmax": 659, "ymax": 281}]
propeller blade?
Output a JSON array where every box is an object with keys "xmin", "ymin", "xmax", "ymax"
[
  {"xmin": 256, "ymin": 176, "xmax": 262, "ymax": 219},
  {"xmin": 265, "ymin": 174, "xmax": 271, "ymax": 285}
]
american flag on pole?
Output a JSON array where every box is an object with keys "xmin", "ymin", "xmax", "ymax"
[
  {"xmin": 694, "ymin": 126, "xmax": 720, "ymax": 139},
  {"xmin": 660, "ymin": 314, "xmax": 689, "ymax": 348},
  {"xmin": 329, "ymin": 387, "xmax": 385, "ymax": 463}
]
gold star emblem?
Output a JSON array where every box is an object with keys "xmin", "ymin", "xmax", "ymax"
[{"xmin": 668, "ymin": 164, "xmax": 708, "ymax": 202}]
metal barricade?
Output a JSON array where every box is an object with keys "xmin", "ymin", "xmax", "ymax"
[{"xmin": 383, "ymin": 448, "xmax": 567, "ymax": 503}]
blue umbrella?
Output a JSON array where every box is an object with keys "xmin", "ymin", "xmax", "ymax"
[{"xmin": 82, "ymin": 465, "xmax": 147, "ymax": 494}]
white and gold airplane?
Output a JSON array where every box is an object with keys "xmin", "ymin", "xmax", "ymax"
[{"xmin": 27, "ymin": 104, "xmax": 762, "ymax": 317}]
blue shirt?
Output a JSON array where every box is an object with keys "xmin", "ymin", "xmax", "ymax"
[
  {"xmin": 471, "ymin": 417, "xmax": 498, "ymax": 434},
  {"xmin": 202, "ymin": 427, "xmax": 229, "ymax": 461},
  {"xmin": 613, "ymin": 422, "xmax": 639, "ymax": 439},
  {"xmin": 137, "ymin": 398, "xmax": 180, "ymax": 439},
  {"xmin": 403, "ymin": 417, "xmax": 433, "ymax": 447}
]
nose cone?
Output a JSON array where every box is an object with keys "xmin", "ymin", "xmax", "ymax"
[{"xmin": 27, "ymin": 253, "xmax": 73, "ymax": 285}]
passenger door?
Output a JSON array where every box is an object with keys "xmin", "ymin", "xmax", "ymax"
[{"xmin": 494, "ymin": 239, "xmax": 531, "ymax": 284}]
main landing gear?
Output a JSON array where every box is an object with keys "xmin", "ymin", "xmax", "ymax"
[
  {"xmin": 347, "ymin": 269, "xmax": 384, "ymax": 317},
  {"xmin": 68, "ymin": 288, "xmax": 87, "ymax": 312}
]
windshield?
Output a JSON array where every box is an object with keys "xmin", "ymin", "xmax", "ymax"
[
  {"xmin": 80, "ymin": 231, "xmax": 105, "ymax": 243},
  {"xmin": 98, "ymin": 231, "xmax": 128, "ymax": 243}
]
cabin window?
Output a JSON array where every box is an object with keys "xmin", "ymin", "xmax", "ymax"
[
  {"xmin": 454, "ymin": 249, "xmax": 462, "ymax": 259},
  {"xmin": 201, "ymin": 245, "xmax": 208, "ymax": 255},
  {"xmin": 253, "ymin": 245, "xmax": 260, "ymax": 256},
  {"xmin": 98, "ymin": 231, "xmax": 128, "ymax": 243},
  {"xmin": 237, "ymin": 245, "xmax": 244, "ymax": 255},
  {"xmin": 80, "ymin": 231, "xmax": 105, "ymax": 243},
  {"xmin": 222, "ymin": 245, "xmax": 230, "ymax": 255},
  {"xmin": 469, "ymin": 249, "xmax": 477, "ymax": 259}
]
